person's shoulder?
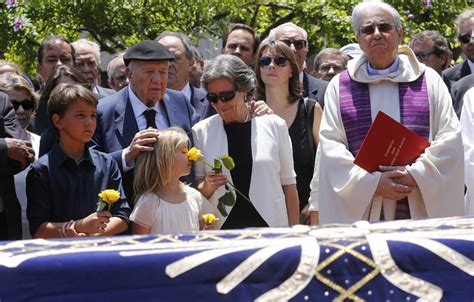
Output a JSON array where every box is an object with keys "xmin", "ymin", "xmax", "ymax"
[
  {"xmin": 442, "ymin": 61, "xmax": 464, "ymax": 78},
  {"xmin": 255, "ymin": 113, "xmax": 286, "ymax": 127},
  {"xmin": 192, "ymin": 86, "xmax": 207, "ymax": 100},
  {"xmin": 192, "ymin": 114, "xmax": 220, "ymax": 131},
  {"xmin": 305, "ymin": 72, "xmax": 329, "ymax": 88},
  {"xmin": 97, "ymin": 87, "xmax": 127, "ymax": 111},
  {"xmin": 166, "ymin": 88, "xmax": 186, "ymax": 101},
  {"xmin": 96, "ymin": 86, "xmax": 116, "ymax": 98},
  {"xmin": 88, "ymin": 148, "xmax": 117, "ymax": 165}
]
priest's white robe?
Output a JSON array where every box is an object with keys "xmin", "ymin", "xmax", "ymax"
[{"xmin": 309, "ymin": 46, "xmax": 465, "ymax": 224}]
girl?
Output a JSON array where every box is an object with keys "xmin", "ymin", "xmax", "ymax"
[{"xmin": 131, "ymin": 127, "xmax": 215, "ymax": 234}]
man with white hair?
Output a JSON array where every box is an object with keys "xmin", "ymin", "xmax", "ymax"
[
  {"xmin": 72, "ymin": 39, "xmax": 115, "ymax": 98},
  {"xmin": 309, "ymin": 2, "xmax": 464, "ymax": 224},
  {"xmin": 107, "ymin": 53, "xmax": 129, "ymax": 91},
  {"xmin": 268, "ymin": 22, "xmax": 328, "ymax": 108}
]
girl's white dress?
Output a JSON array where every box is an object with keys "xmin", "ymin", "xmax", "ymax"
[{"xmin": 130, "ymin": 186, "xmax": 213, "ymax": 234}]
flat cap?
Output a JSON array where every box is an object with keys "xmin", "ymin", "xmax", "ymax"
[{"xmin": 123, "ymin": 40, "xmax": 175, "ymax": 66}]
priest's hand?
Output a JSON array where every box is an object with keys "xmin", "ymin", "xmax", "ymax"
[
  {"xmin": 379, "ymin": 165, "xmax": 417, "ymax": 187},
  {"xmin": 375, "ymin": 167, "xmax": 414, "ymax": 200}
]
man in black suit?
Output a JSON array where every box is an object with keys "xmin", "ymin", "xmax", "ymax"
[
  {"xmin": 0, "ymin": 92, "xmax": 35, "ymax": 240},
  {"xmin": 72, "ymin": 39, "xmax": 116, "ymax": 98},
  {"xmin": 442, "ymin": 10, "xmax": 474, "ymax": 90},
  {"xmin": 156, "ymin": 32, "xmax": 212, "ymax": 120},
  {"xmin": 269, "ymin": 22, "xmax": 328, "ymax": 108}
]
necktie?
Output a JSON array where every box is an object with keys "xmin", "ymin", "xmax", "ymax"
[{"xmin": 144, "ymin": 108, "xmax": 157, "ymax": 129}]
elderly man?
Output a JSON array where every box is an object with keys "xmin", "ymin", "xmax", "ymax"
[
  {"xmin": 107, "ymin": 54, "xmax": 129, "ymax": 91},
  {"xmin": 409, "ymin": 30, "xmax": 451, "ymax": 75},
  {"xmin": 93, "ymin": 40, "xmax": 199, "ymax": 201},
  {"xmin": 268, "ymin": 22, "xmax": 328, "ymax": 108},
  {"xmin": 36, "ymin": 35, "xmax": 75, "ymax": 91},
  {"xmin": 156, "ymin": 32, "xmax": 210, "ymax": 120},
  {"xmin": 309, "ymin": 2, "xmax": 464, "ymax": 224},
  {"xmin": 443, "ymin": 9, "xmax": 474, "ymax": 86},
  {"xmin": 72, "ymin": 39, "xmax": 115, "ymax": 98},
  {"xmin": 312, "ymin": 48, "xmax": 349, "ymax": 81},
  {"xmin": 222, "ymin": 23, "xmax": 260, "ymax": 67}
]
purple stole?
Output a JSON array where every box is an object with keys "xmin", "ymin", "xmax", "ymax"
[
  {"xmin": 339, "ymin": 70, "xmax": 430, "ymax": 220},
  {"xmin": 339, "ymin": 70, "xmax": 430, "ymax": 156}
]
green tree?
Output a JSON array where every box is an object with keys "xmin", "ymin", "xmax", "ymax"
[{"xmin": 1, "ymin": 0, "xmax": 472, "ymax": 76}]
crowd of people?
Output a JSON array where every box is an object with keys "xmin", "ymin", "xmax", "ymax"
[{"xmin": 0, "ymin": 2, "xmax": 473, "ymax": 241}]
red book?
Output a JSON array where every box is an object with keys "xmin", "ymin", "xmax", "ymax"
[{"xmin": 354, "ymin": 111, "xmax": 430, "ymax": 173}]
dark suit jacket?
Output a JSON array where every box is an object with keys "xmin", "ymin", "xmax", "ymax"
[
  {"xmin": 0, "ymin": 92, "xmax": 24, "ymax": 240},
  {"xmin": 450, "ymin": 74, "xmax": 474, "ymax": 118},
  {"xmin": 442, "ymin": 60, "xmax": 472, "ymax": 93},
  {"xmin": 96, "ymin": 85, "xmax": 116, "ymax": 99},
  {"xmin": 303, "ymin": 72, "xmax": 328, "ymax": 109},
  {"xmin": 189, "ymin": 84, "xmax": 215, "ymax": 121},
  {"xmin": 93, "ymin": 86, "xmax": 199, "ymax": 201}
]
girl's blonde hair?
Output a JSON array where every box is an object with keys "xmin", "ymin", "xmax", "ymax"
[{"xmin": 133, "ymin": 127, "xmax": 190, "ymax": 199}]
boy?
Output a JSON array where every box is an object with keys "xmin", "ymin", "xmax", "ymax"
[{"xmin": 26, "ymin": 83, "xmax": 130, "ymax": 238}]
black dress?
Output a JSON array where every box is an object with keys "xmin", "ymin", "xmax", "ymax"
[
  {"xmin": 221, "ymin": 121, "xmax": 268, "ymax": 229},
  {"xmin": 288, "ymin": 99, "xmax": 315, "ymax": 211}
]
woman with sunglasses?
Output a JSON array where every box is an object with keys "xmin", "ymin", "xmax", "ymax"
[
  {"xmin": 192, "ymin": 54, "xmax": 299, "ymax": 229},
  {"xmin": 0, "ymin": 73, "xmax": 40, "ymax": 239},
  {"xmin": 255, "ymin": 39, "xmax": 323, "ymax": 224}
]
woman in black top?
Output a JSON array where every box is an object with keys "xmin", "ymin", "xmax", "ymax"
[{"xmin": 255, "ymin": 39, "xmax": 323, "ymax": 223}]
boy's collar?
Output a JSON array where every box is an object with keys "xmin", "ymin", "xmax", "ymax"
[{"xmin": 51, "ymin": 144, "xmax": 95, "ymax": 167}]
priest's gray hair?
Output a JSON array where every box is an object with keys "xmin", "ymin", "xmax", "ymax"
[
  {"xmin": 352, "ymin": 2, "xmax": 402, "ymax": 36},
  {"xmin": 201, "ymin": 54, "xmax": 256, "ymax": 94}
]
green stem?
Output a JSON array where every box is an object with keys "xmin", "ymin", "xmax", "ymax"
[{"xmin": 200, "ymin": 159, "xmax": 251, "ymax": 203}]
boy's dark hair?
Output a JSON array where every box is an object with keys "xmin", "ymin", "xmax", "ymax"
[{"xmin": 47, "ymin": 83, "xmax": 97, "ymax": 127}]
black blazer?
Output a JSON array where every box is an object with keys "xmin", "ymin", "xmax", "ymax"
[
  {"xmin": 0, "ymin": 92, "xmax": 24, "ymax": 240},
  {"xmin": 442, "ymin": 60, "xmax": 472, "ymax": 92},
  {"xmin": 450, "ymin": 73, "xmax": 474, "ymax": 118},
  {"xmin": 303, "ymin": 72, "xmax": 328, "ymax": 109}
]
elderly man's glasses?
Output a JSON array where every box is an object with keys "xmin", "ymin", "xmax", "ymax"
[
  {"xmin": 11, "ymin": 99, "xmax": 35, "ymax": 110},
  {"xmin": 415, "ymin": 50, "xmax": 436, "ymax": 61},
  {"xmin": 259, "ymin": 56, "xmax": 289, "ymax": 68},
  {"xmin": 207, "ymin": 91, "xmax": 236, "ymax": 103},
  {"xmin": 459, "ymin": 33, "xmax": 472, "ymax": 44},
  {"xmin": 279, "ymin": 39, "xmax": 307, "ymax": 50},
  {"xmin": 359, "ymin": 23, "xmax": 394, "ymax": 35}
]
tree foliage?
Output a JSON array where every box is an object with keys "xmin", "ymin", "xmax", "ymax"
[{"xmin": 1, "ymin": 0, "xmax": 472, "ymax": 75}]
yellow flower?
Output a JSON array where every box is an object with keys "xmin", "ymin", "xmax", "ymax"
[
  {"xmin": 202, "ymin": 213, "xmax": 219, "ymax": 224},
  {"xmin": 98, "ymin": 189, "xmax": 121, "ymax": 203},
  {"xmin": 187, "ymin": 147, "xmax": 203, "ymax": 161},
  {"xmin": 97, "ymin": 189, "xmax": 121, "ymax": 212}
]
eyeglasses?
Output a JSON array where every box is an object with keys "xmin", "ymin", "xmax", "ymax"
[
  {"xmin": 459, "ymin": 33, "xmax": 472, "ymax": 44},
  {"xmin": 206, "ymin": 90, "xmax": 236, "ymax": 103},
  {"xmin": 318, "ymin": 63, "xmax": 344, "ymax": 73},
  {"xmin": 279, "ymin": 39, "xmax": 307, "ymax": 50},
  {"xmin": 11, "ymin": 99, "xmax": 35, "ymax": 110},
  {"xmin": 414, "ymin": 50, "xmax": 436, "ymax": 61},
  {"xmin": 259, "ymin": 56, "xmax": 289, "ymax": 68},
  {"xmin": 359, "ymin": 22, "xmax": 394, "ymax": 35}
]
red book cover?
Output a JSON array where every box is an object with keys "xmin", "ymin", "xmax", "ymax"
[{"xmin": 354, "ymin": 111, "xmax": 430, "ymax": 173}]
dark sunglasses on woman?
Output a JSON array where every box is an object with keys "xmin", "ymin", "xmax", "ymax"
[
  {"xmin": 11, "ymin": 99, "xmax": 35, "ymax": 110},
  {"xmin": 459, "ymin": 33, "xmax": 472, "ymax": 44},
  {"xmin": 207, "ymin": 90, "xmax": 236, "ymax": 103},
  {"xmin": 259, "ymin": 56, "xmax": 288, "ymax": 68}
]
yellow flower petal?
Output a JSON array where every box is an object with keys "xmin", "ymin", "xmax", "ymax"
[
  {"xmin": 98, "ymin": 189, "xmax": 121, "ymax": 204},
  {"xmin": 187, "ymin": 147, "xmax": 203, "ymax": 161},
  {"xmin": 202, "ymin": 213, "xmax": 218, "ymax": 224}
]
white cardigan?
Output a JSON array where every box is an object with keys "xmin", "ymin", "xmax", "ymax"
[{"xmin": 192, "ymin": 114, "xmax": 296, "ymax": 228}]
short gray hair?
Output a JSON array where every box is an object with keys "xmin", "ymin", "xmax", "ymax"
[
  {"xmin": 313, "ymin": 48, "xmax": 349, "ymax": 71},
  {"xmin": 155, "ymin": 31, "xmax": 193, "ymax": 59},
  {"xmin": 456, "ymin": 9, "xmax": 474, "ymax": 36},
  {"xmin": 409, "ymin": 30, "xmax": 450, "ymax": 55},
  {"xmin": 107, "ymin": 53, "xmax": 125, "ymax": 80},
  {"xmin": 72, "ymin": 38, "xmax": 101, "ymax": 65},
  {"xmin": 352, "ymin": 2, "xmax": 402, "ymax": 36},
  {"xmin": 201, "ymin": 54, "xmax": 255, "ymax": 95},
  {"xmin": 268, "ymin": 22, "xmax": 308, "ymax": 42}
]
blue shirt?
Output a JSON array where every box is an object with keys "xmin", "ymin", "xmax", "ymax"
[{"xmin": 26, "ymin": 144, "xmax": 131, "ymax": 236}]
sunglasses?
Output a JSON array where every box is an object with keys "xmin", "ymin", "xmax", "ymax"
[
  {"xmin": 11, "ymin": 99, "xmax": 35, "ymax": 110},
  {"xmin": 459, "ymin": 33, "xmax": 472, "ymax": 44},
  {"xmin": 279, "ymin": 39, "xmax": 307, "ymax": 50},
  {"xmin": 359, "ymin": 22, "xmax": 394, "ymax": 35},
  {"xmin": 259, "ymin": 56, "xmax": 289, "ymax": 68},
  {"xmin": 206, "ymin": 90, "xmax": 236, "ymax": 103}
]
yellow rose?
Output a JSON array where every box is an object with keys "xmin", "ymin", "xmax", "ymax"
[
  {"xmin": 202, "ymin": 213, "xmax": 218, "ymax": 224},
  {"xmin": 98, "ymin": 189, "xmax": 121, "ymax": 204},
  {"xmin": 187, "ymin": 147, "xmax": 203, "ymax": 161}
]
